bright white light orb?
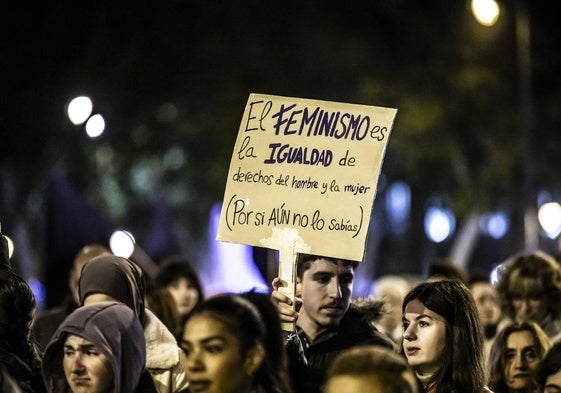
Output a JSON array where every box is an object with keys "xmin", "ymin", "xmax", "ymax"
[
  {"xmin": 109, "ymin": 230, "xmax": 136, "ymax": 258},
  {"xmin": 471, "ymin": 0, "xmax": 500, "ymax": 27},
  {"xmin": 538, "ymin": 202, "xmax": 561, "ymax": 239},
  {"xmin": 67, "ymin": 96, "xmax": 93, "ymax": 125},
  {"xmin": 85, "ymin": 114, "xmax": 105, "ymax": 138},
  {"xmin": 424, "ymin": 207, "xmax": 455, "ymax": 243}
]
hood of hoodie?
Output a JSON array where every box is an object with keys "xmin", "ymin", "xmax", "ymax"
[
  {"xmin": 78, "ymin": 255, "xmax": 146, "ymax": 322},
  {"xmin": 42, "ymin": 302, "xmax": 146, "ymax": 393}
]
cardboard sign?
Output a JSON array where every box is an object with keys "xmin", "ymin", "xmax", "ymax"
[{"xmin": 217, "ymin": 93, "xmax": 396, "ymax": 262}]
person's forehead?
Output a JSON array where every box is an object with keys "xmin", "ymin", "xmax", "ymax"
[
  {"xmin": 471, "ymin": 283, "xmax": 496, "ymax": 298},
  {"xmin": 325, "ymin": 374, "xmax": 384, "ymax": 393},
  {"xmin": 184, "ymin": 314, "xmax": 237, "ymax": 342},
  {"xmin": 167, "ymin": 276, "xmax": 194, "ymax": 286},
  {"xmin": 64, "ymin": 334, "xmax": 94, "ymax": 347},
  {"xmin": 403, "ymin": 298, "xmax": 445, "ymax": 322},
  {"xmin": 508, "ymin": 272, "xmax": 543, "ymax": 292},
  {"xmin": 471, "ymin": 281, "xmax": 493, "ymax": 293},
  {"xmin": 506, "ymin": 330, "xmax": 536, "ymax": 347}
]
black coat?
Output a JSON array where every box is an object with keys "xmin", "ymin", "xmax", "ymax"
[
  {"xmin": 285, "ymin": 307, "xmax": 395, "ymax": 393},
  {"xmin": 31, "ymin": 296, "xmax": 77, "ymax": 353}
]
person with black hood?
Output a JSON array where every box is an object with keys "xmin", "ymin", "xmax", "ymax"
[
  {"xmin": 271, "ymin": 253, "xmax": 395, "ymax": 393},
  {"xmin": 42, "ymin": 301, "xmax": 149, "ymax": 393},
  {"xmin": 78, "ymin": 254, "xmax": 189, "ymax": 393},
  {"xmin": 0, "ymin": 231, "xmax": 46, "ymax": 393}
]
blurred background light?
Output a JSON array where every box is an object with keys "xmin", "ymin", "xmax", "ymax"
[
  {"xmin": 538, "ymin": 202, "xmax": 561, "ymax": 239},
  {"xmin": 163, "ymin": 146, "xmax": 185, "ymax": 171},
  {"xmin": 424, "ymin": 206, "xmax": 455, "ymax": 243},
  {"xmin": 85, "ymin": 114, "xmax": 106, "ymax": 138},
  {"xmin": 109, "ymin": 230, "xmax": 136, "ymax": 258},
  {"xmin": 156, "ymin": 102, "xmax": 179, "ymax": 123},
  {"xmin": 480, "ymin": 211, "xmax": 509, "ymax": 239},
  {"xmin": 66, "ymin": 96, "xmax": 93, "ymax": 125},
  {"xmin": 28, "ymin": 276, "xmax": 46, "ymax": 305},
  {"xmin": 490, "ymin": 263, "xmax": 504, "ymax": 286},
  {"xmin": 385, "ymin": 181, "xmax": 411, "ymax": 235},
  {"xmin": 203, "ymin": 203, "xmax": 268, "ymax": 295},
  {"xmin": 471, "ymin": 0, "xmax": 500, "ymax": 27},
  {"xmin": 4, "ymin": 235, "xmax": 14, "ymax": 259}
]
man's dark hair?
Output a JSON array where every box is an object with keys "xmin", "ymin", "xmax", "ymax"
[{"xmin": 296, "ymin": 253, "xmax": 359, "ymax": 280}]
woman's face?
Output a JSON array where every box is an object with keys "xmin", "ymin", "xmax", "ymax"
[
  {"xmin": 402, "ymin": 299, "xmax": 447, "ymax": 376},
  {"xmin": 471, "ymin": 281, "xmax": 502, "ymax": 327},
  {"xmin": 503, "ymin": 330, "xmax": 541, "ymax": 392},
  {"xmin": 181, "ymin": 314, "xmax": 254, "ymax": 393},
  {"xmin": 167, "ymin": 277, "xmax": 200, "ymax": 317},
  {"xmin": 62, "ymin": 334, "xmax": 114, "ymax": 393},
  {"xmin": 511, "ymin": 291, "xmax": 548, "ymax": 325},
  {"xmin": 509, "ymin": 275, "xmax": 549, "ymax": 324}
]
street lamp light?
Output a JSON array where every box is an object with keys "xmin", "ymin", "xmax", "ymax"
[
  {"xmin": 471, "ymin": 0, "xmax": 538, "ymax": 251},
  {"xmin": 538, "ymin": 202, "xmax": 561, "ymax": 239},
  {"xmin": 66, "ymin": 96, "xmax": 93, "ymax": 125},
  {"xmin": 471, "ymin": 0, "xmax": 500, "ymax": 27},
  {"xmin": 109, "ymin": 230, "xmax": 159, "ymax": 279}
]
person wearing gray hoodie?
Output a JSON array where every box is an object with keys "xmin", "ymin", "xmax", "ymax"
[
  {"xmin": 78, "ymin": 255, "xmax": 189, "ymax": 393},
  {"xmin": 42, "ymin": 301, "xmax": 148, "ymax": 393}
]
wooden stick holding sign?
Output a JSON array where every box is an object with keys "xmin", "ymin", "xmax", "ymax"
[
  {"xmin": 261, "ymin": 227, "xmax": 310, "ymax": 331},
  {"xmin": 216, "ymin": 93, "xmax": 396, "ymax": 329}
]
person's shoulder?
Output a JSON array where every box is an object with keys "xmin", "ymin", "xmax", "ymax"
[
  {"xmin": 339, "ymin": 308, "xmax": 395, "ymax": 349},
  {"xmin": 360, "ymin": 327, "xmax": 396, "ymax": 350}
]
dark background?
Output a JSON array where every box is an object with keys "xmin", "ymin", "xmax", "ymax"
[{"xmin": 2, "ymin": 0, "xmax": 561, "ymax": 307}]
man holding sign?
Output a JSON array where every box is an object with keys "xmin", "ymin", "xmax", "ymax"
[
  {"xmin": 272, "ymin": 253, "xmax": 395, "ymax": 393},
  {"xmin": 217, "ymin": 93, "xmax": 398, "ymax": 393}
]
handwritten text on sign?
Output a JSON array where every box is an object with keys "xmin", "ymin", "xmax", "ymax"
[{"xmin": 217, "ymin": 94, "xmax": 397, "ymax": 262}]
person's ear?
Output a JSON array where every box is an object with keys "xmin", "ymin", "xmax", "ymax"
[{"xmin": 244, "ymin": 344, "xmax": 265, "ymax": 376}]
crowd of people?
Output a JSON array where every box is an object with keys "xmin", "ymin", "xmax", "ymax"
[{"xmin": 2, "ymin": 226, "xmax": 561, "ymax": 393}]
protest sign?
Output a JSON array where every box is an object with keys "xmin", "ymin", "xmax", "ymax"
[
  {"xmin": 217, "ymin": 93, "xmax": 396, "ymax": 330},
  {"xmin": 217, "ymin": 93, "xmax": 396, "ymax": 262}
]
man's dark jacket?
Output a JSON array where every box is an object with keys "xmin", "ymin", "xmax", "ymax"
[{"xmin": 284, "ymin": 306, "xmax": 395, "ymax": 393}]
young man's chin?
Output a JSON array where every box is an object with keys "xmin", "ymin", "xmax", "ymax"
[{"xmin": 318, "ymin": 313, "xmax": 344, "ymax": 328}]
